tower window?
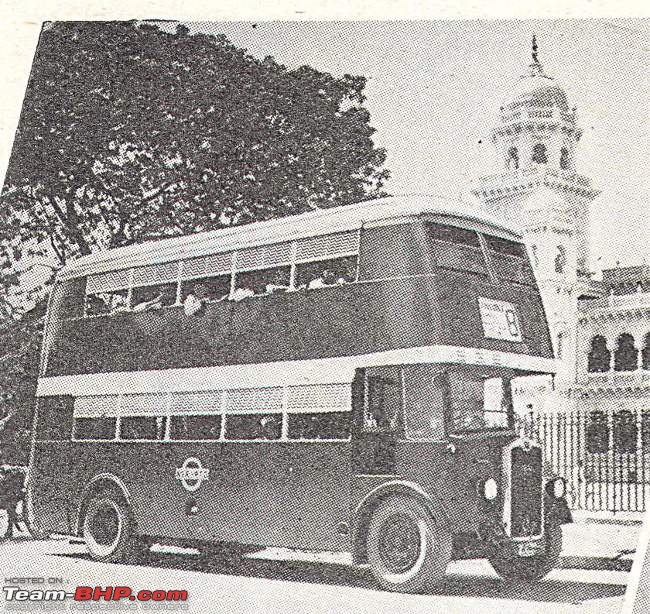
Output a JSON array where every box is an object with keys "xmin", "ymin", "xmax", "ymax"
[
  {"xmin": 614, "ymin": 333, "xmax": 638, "ymax": 372},
  {"xmin": 554, "ymin": 245, "xmax": 566, "ymax": 274},
  {"xmin": 507, "ymin": 146, "xmax": 519, "ymax": 170},
  {"xmin": 587, "ymin": 335, "xmax": 611, "ymax": 373},
  {"xmin": 560, "ymin": 147, "xmax": 570, "ymax": 170},
  {"xmin": 532, "ymin": 143, "xmax": 548, "ymax": 164}
]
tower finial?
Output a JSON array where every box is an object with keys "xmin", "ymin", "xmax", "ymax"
[{"xmin": 532, "ymin": 34, "xmax": 539, "ymax": 64}]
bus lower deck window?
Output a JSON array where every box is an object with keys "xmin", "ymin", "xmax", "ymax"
[
  {"xmin": 403, "ymin": 366, "xmax": 446, "ymax": 440},
  {"xmin": 120, "ymin": 416, "xmax": 166, "ymax": 440},
  {"xmin": 170, "ymin": 415, "xmax": 222, "ymax": 440},
  {"xmin": 288, "ymin": 411, "xmax": 351, "ymax": 440},
  {"xmin": 225, "ymin": 413, "xmax": 282, "ymax": 440},
  {"xmin": 74, "ymin": 417, "xmax": 116, "ymax": 440}
]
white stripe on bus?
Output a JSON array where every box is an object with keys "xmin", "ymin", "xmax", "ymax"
[{"xmin": 36, "ymin": 344, "xmax": 557, "ymax": 398}]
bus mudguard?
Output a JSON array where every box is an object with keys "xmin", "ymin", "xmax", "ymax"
[
  {"xmin": 351, "ymin": 479, "xmax": 451, "ymax": 565},
  {"xmin": 74, "ymin": 473, "xmax": 132, "ymax": 535}
]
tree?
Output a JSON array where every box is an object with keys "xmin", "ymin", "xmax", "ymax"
[
  {"xmin": 1, "ymin": 21, "xmax": 389, "ymax": 286},
  {"xmin": 0, "ymin": 21, "xmax": 389, "ymax": 462}
]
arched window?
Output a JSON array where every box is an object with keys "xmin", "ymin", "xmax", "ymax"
[
  {"xmin": 532, "ymin": 143, "xmax": 548, "ymax": 164},
  {"xmin": 507, "ymin": 146, "xmax": 519, "ymax": 170},
  {"xmin": 614, "ymin": 333, "xmax": 638, "ymax": 372},
  {"xmin": 643, "ymin": 333, "xmax": 650, "ymax": 370},
  {"xmin": 560, "ymin": 147, "xmax": 570, "ymax": 170},
  {"xmin": 588, "ymin": 335, "xmax": 611, "ymax": 372},
  {"xmin": 554, "ymin": 245, "xmax": 566, "ymax": 274}
]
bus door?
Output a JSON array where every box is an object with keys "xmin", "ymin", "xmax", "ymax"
[{"xmin": 352, "ymin": 367, "xmax": 402, "ymax": 477}]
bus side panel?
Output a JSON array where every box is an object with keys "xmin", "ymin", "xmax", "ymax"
[
  {"xmin": 358, "ymin": 223, "xmax": 429, "ymax": 281},
  {"xmin": 44, "ymin": 275, "xmax": 552, "ymax": 381},
  {"xmin": 67, "ymin": 443, "xmax": 193, "ymax": 539},
  {"xmin": 29, "ymin": 442, "xmax": 72, "ymax": 534},
  {"xmin": 189, "ymin": 442, "xmax": 352, "ymax": 551}
]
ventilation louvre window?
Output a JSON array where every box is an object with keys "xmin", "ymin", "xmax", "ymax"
[
  {"xmin": 236, "ymin": 242, "xmax": 292, "ymax": 271},
  {"xmin": 226, "ymin": 387, "xmax": 284, "ymax": 413},
  {"xmin": 287, "ymin": 384, "xmax": 351, "ymax": 413},
  {"xmin": 132, "ymin": 261, "xmax": 179, "ymax": 287},
  {"xmin": 74, "ymin": 395, "xmax": 119, "ymax": 418},
  {"xmin": 295, "ymin": 232, "xmax": 358, "ymax": 262},
  {"xmin": 120, "ymin": 393, "xmax": 167, "ymax": 416},
  {"xmin": 183, "ymin": 252, "xmax": 232, "ymax": 279},
  {"xmin": 169, "ymin": 391, "xmax": 223, "ymax": 414},
  {"xmin": 86, "ymin": 269, "xmax": 131, "ymax": 295}
]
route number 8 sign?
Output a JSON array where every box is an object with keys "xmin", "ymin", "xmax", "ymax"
[{"xmin": 478, "ymin": 297, "xmax": 523, "ymax": 342}]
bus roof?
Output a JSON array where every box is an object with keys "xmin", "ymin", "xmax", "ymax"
[{"xmin": 58, "ymin": 194, "xmax": 522, "ymax": 281}]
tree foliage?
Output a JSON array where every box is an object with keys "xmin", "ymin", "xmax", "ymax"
[
  {"xmin": 0, "ymin": 20, "xmax": 389, "ymax": 461},
  {"xmin": 1, "ymin": 20, "xmax": 388, "ymax": 286}
]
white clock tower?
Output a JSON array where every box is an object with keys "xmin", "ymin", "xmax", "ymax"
[{"xmin": 471, "ymin": 37, "xmax": 603, "ymax": 400}]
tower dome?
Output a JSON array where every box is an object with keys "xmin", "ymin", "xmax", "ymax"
[{"xmin": 501, "ymin": 35, "xmax": 570, "ymax": 112}]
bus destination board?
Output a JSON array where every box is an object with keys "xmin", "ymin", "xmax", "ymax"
[{"xmin": 478, "ymin": 297, "xmax": 523, "ymax": 342}]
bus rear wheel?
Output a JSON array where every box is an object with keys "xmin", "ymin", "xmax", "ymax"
[
  {"xmin": 366, "ymin": 495, "xmax": 452, "ymax": 593},
  {"xmin": 83, "ymin": 495, "xmax": 145, "ymax": 563},
  {"xmin": 488, "ymin": 518, "xmax": 563, "ymax": 583}
]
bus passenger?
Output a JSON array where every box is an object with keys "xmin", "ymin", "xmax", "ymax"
[
  {"xmin": 183, "ymin": 283, "xmax": 208, "ymax": 316},
  {"xmin": 133, "ymin": 291, "xmax": 164, "ymax": 312},
  {"xmin": 308, "ymin": 269, "xmax": 344, "ymax": 290},
  {"xmin": 230, "ymin": 287, "xmax": 255, "ymax": 302}
]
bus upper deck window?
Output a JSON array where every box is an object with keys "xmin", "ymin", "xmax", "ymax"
[
  {"xmin": 426, "ymin": 223, "xmax": 487, "ymax": 276},
  {"xmin": 484, "ymin": 234, "xmax": 535, "ymax": 285}
]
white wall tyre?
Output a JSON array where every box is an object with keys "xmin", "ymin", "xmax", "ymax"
[
  {"xmin": 83, "ymin": 496, "xmax": 142, "ymax": 563},
  {"xmin": 367, "ymin": 495, "xmax": 452, "ymax": 593},
  {"xmin": 488, "ymin": 518, "xmax": 563, "ymax": 582}
]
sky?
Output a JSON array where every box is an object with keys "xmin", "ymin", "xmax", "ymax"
[{"xmin": 0, "ymin": 18, "xmax": 648, "ymax": 273}]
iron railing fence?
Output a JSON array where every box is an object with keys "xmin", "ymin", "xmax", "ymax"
[{"xmin": 516, "ymin": 410, "xmax": 649, "ymax": 512}]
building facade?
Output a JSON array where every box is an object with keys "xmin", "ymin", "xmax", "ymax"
[{"xmin": 471, "ymin": 37, "xmax": 604, "ymax": 409}]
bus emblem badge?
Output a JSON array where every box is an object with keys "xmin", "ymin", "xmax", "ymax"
[{"xmin": 175, "ymin": 457, "xmax": 210, "ymax": 492}]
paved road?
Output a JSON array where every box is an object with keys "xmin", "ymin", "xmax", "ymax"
[{"xmin": 0, "ymin": 520, "xmax": 639, "ymax": 614}]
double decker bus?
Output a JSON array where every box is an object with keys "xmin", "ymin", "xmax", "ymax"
[{"xmin": 28, "ymin": 195, "xmax": 571, "ymax": 593}]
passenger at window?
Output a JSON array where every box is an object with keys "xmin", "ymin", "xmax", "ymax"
[
  {"xmin": 133, "ymin": 288, "xmax": 172, "ymax": 312},
  {"xmin": 183, "ymin": 283, "xmax": 208, "ymax": 316},
  {"xmin": 308, "ymin": 269, "xmax": 345, "ymax": 290},
  {"xmin": 109, "ymin": 293, "xmax": 130, "ymax": 315},
  {"xmin": 230, "ymin": 287, "xmax": 255, "ymax": 302},
  {"xmin": 265, "ymin": 270, "xmax": 290, "ymax": 295}
]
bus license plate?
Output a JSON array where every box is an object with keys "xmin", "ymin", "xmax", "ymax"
[{"xmin": 517, "ymin": 541, "xmax": 540, "ymax": 557}]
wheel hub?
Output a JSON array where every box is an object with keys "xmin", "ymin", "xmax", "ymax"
[{"xmin": 377, "ymin": 513, "xmax": 421, "ymax": 573}]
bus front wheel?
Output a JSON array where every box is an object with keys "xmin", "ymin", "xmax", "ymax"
[
  {"xmin": 83, "ymin": 495, "xmax": 145, "ymax": 563},
  {"xmin": 366, "ymin": 495, "xmax": 452, "ymax": 593}
]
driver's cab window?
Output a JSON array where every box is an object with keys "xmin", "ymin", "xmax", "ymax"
[
  {"xmin": 403, "ymin": 365, "xmax": 446, "ymax": 440},
  {"xmin": 363, "ymin": 366, "xmax": 402, "ymax": 432}
]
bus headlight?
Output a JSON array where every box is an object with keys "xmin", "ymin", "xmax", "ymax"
[
  {"xmin": 548, "ymin": 477, "xmax": 566, "ymax": 499},
  {"xmin": 483, "ymin": 478, "xmax": 498, "ymax": 501}
]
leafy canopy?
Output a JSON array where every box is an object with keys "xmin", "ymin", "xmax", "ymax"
[{"xmin": 1, "ymin": 20, "xmax": 388, "ymax": 299}]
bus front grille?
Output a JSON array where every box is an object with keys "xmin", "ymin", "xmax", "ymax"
[{"xmin": 509, "ymin": 446, "xmax": 543, "ymax": 538}]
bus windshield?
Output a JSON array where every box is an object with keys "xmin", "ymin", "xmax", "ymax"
[
  {"xmin": 448, "ymin": 370, "xmax": 512, "ymax": 433},
  {"xmin": 404, "ymin": 365, "xmax": 514, "ymax": 439}
]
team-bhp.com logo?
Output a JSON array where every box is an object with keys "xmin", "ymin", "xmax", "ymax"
[
  {"xmin": 175, "ymin": 457, "xmax": 210, "ymax": 492},
  {"xmin": 3, "ymin": 585, "xmax": 187, "ymax": 603}
]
